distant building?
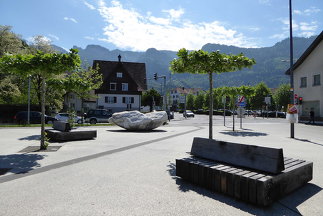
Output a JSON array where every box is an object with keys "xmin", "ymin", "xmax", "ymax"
[
  {"xmin": 286, "ymin": 31, "xmax": 323, "ymax": 120},
  {"xmin": 169, "ymin": 87, "xmax": 202, "ymax": 104},
  {"xmin": 93, "ymin": 55, "xmax": 147, "ymax": 113}
]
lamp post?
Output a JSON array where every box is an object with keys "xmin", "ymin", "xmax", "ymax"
[
  {"xmin": 182, "ymin": 87, "xmax": 187, "ymax": 118},
  {"xmin": 289, "ymin": 0, "xmax": 295, "ymax": 138},
  {"xmin": 27, "ymin": 75, "xmax": 31, "ymax": 124}
]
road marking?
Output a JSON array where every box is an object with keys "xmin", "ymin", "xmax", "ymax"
[{"xmin": 0, "ymin": 126, "xmax": 203, "ymax": 184}]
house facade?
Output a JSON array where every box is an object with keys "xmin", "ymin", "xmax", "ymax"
[
  {"xmin": 286, "ymin": 31, "xmax": 323, "ymax": 120},
  {"xmin": 170, "ymin": 87, "xmax": 202, "ymax": 104},
  {"xmin": 94, "ymin": 55, "xmax": 147, "ymax": 113}
]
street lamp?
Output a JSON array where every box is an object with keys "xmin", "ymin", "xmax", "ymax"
[
  {"xmin": 27, "ymin": 75, "xmax": 31, "ymax": 124},
  {"xmin": 289, "ymin": 0, "xmax": 295, "ymax": 138}
]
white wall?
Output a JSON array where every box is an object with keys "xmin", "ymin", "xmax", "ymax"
[
  {"xmin": 97, "ymin": 94, "xmax": 141, "ymax": 112},
  {"xmin": 294, "ymin": 41, "xmax": 323, "ymax": 117}
]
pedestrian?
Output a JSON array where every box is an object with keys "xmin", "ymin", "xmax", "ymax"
[{"xmin": 309, "ymin": 109, "xmax": 315, "ymax": 124}]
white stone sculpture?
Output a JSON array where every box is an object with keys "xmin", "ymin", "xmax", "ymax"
[{"xmin": 109, "ymin": 110, "xmax": 168, "ymax": 131}]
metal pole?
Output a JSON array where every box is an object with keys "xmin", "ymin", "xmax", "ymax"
[
  {"xmin": 289, "ymin": 0, "xmax": 295, "ymax": 138},
  {"xmin": 240, "ymin": 108, "xmax": 242, "ymax": 129},
  {"xmin": 223, "ymin": 99, "xmax": 226, "ymax": 126},
  {"xmin": 27, "ymin": 76, "xmax": 31, "ymax": 124},
  {"xmin": 163, "ymin": 76, "xmax": 166, "ymax": 111}
]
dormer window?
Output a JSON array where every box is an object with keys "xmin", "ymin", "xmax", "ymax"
[
  {"xmin": 110, "ymin": 82, "xmax": 116, "ymax": 91},
  {"xmin": 122, "ymin": 83, "xmax": 128, "ymax": 91},
  {"xmin": 117, "ymin": 72, "xmax": 123, "ymax": 78}
]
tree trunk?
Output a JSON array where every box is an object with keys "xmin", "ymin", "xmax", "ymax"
[
  {"xmin": 209, "ymin": 72, "xmax": 213, "ymax": 139},
  {"xmin": 40, "ymin": 76, "xmax": 46, "ymax": 150}
]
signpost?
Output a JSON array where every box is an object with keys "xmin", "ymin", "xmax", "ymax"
[
  {"xmin": 222, "ymin": 96, "xmax": 226, "ymax": 126},
  {"xmin": 264, "ymin": 96, "xmax": 271, "ymax": 118},
  {"xmin": 236, "ymin": 95, "xmax": 246, "ymax": 130}
]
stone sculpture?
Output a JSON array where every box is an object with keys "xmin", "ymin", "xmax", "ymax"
[{"xmin": 109, "ymin": 110, "xmax": 168, "ymax": 131}]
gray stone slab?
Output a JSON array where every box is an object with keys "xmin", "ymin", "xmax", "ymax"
[{"xmin": 45, "ymin": 129, "xmax": 97, "ymax": 142}]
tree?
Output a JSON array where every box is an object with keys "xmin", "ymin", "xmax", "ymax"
[
  {"xmin": 27, "ymin": 36, "xmax": 63, "ymax": 110},
  {"xmin": 142, "ymin": 89, "xmax": 162, "ymax": 111},
  {"xmin": 0, "ymin": 76, "xmax": 21, "ymax": 104},
  {"xmin": 194, "ymin": 93, "xmax": 205, "ymax": 110},
  {"xmin": 237, "ymin": 85, "xmax": 254, "ymax": 110},
  {"xmin": 250, "ymin": 82, "xmax": 271, "ymax": 110},
  {"xmin": 49, "ymin": 65, "xmax": 103, "ymax": 112},
  {"xmin": 170, "ymin": 49, "xmax": 255, "ymax": 139},
  {"xmin": 0, "ymin": 49, "xmax": 81, "ymax": 149},
  {"xmin": 186, "ymin": 94, "xmax": 195, "ymax": 110},
  {"xmin": 273, "ymin": 84, "xmax": 290, "ymax": 111},
  {"xmin": 0, "ymin": 25, "xmax": 27, "ymax": 57}
]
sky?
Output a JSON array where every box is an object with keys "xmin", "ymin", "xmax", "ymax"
[{"xmin": 1, "ymin": 0, "xmax": 322, "ymax": 52}]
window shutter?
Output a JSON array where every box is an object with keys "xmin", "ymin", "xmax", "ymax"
[
  {"xmin": 131, "ymin": 97, "xmax": 134, "ymax": 103},
  {"xmin": 114, "ymin": 97, "xmax": 117, "ymax": 103},
  {"xmin": 122, "ymin": 97, "xmax": 125, "ymax": 103}
]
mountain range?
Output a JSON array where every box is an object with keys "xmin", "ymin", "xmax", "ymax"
[{"xmin": 56, "ymin": 36, "xmax": 317, "ymax": 90}]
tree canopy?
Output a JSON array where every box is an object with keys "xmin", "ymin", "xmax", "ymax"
[
  {"xmin": 170, "ymin": 48, "xmax": 255, "ymax": 139},
  {"xmin": 0, "ymin": 49, "xmax": 81, "ymax": 149}
]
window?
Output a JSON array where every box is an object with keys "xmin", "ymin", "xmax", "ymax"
[
  {"xmin": 105, "ymin": 96, "xmax": 117, "ymax": 104},
  {"xmin": 313, "ymin": 74, "xmax": 321, "ymax": 86},
  {"xmin": 117, "ymin": 72, "xmax": 123, "ymax": 78},
  {"xmin": 300, "ymin": 77, "xmax": 307, "ymax": 88},
  {"xmin": 122, "ymin": 97, "xmax": 134, "ymax": 104},
  {"xmin": 122, "ymin": 83, "xmax": 128, "ymax": 91},
  {"xmin": 110, "ymin": 82, "xmax": 116, "ymax": 91}
]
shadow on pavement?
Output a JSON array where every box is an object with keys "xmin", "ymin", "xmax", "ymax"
[
  {"xmin": 167, "ymin": 162, "xmax": 320, "ymax": 215},
  {"xmin": 220, "ymin": 131, "xmax": 268, "ymax": 137},
  {"xmin": 0, "ymin": 154, "xmax": 45, "ymax": 174},
  {"xmin": 19, "ymin": 135, "xmax": 41, "ymax": 141},
  {"xmin": 107, "ymin": 129, "xmax": 167, "ymax": 133},
  {"xmin": 278, "ymin": 183, "xmax": 322, "ymax": 215},
  {"xmin": 293, "ymin": 138, "xmax": 323, "ymax": 147}
]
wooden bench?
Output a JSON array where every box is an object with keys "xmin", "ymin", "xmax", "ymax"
[
  {"xmin": 176, "ymin": 137, "xmax": 313, "ymax": 206},
  {"xmin": 45, "ymin": 121, "xmax": 97, "ymax": 142}
]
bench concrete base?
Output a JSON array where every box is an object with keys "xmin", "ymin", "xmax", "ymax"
[
  {"xmin": 45, "ymin": 129, "xmax": 97, "ymax": 142},
  {"xmin": 176, "ymin": 157, "xmax": 313, "ymax": 206}
]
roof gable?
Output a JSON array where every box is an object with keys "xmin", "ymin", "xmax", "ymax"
[
  {"xmin": 286, "ymin": 31, "xmax": 323, "ymax": 75},
  {"xmin": 93, "ymin": 59, "xmax": 147, "ymax": 92}
]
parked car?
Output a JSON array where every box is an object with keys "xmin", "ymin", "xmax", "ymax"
[
  {"xmin": 14, "ymin": 111, "xmax": 57, "ymax": 125},
  {"xmin": 84, "ymin": 109, "xmax": 112, "ymax": 124},
  {"xmin": 54, "ymin": 113, "xmax": 83, "ymax": 124},
  {"xmin": 184, "ymin": 110, "xmax": 195, "ymax": 118}
]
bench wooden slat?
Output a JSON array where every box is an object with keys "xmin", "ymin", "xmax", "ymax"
[
  {"xmin": 191, "ymin": 137, "xmax": 284, "ymax": 174},
  {"xmin": 233, "ymin": 170, "xmax": 251, "ymax": 199}
]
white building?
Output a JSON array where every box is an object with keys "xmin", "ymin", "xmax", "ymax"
[
  {"xmin": 286, "ymin": 31, "xmax": 323, "ymax": 120},
  {"xmin": 169, "ymin": 87, "xmax": 202, "ymax": 104}
]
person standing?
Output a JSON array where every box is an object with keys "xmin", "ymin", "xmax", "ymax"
[{"xmin": 309, "ymin": 109, "xmax": 315, "ymax": 124}]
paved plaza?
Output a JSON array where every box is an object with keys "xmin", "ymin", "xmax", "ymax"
[{"xmin": 0, "ymin": 114, "xmax": 322, "ymax": 216}]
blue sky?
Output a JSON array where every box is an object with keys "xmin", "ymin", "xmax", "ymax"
[{"xmin": 1, "ymin": 0, "xmax": 322, "ymax": 51}]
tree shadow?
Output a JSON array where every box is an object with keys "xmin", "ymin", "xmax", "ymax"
[
  {"xmin": 19, "ymin": 135, "xmax": 41, "ymax": 141},
  {"xmin": 220, "ymin": 130, "xmax": 268, "ymax": 137},
  {"xmin": 107, "ymin": 129, "xmax": 167, "ymax": 133},
  {"xmin": 167, "ymin": 162, "xmax": 321, "ymax": 215},
  {"xmin": 0, "ymin": 153, "xmax": 45, "ymax": 174}
]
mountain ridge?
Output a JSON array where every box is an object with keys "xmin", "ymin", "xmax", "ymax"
[{"xmin": 54, "ymin": 36, "xmax": 317, "ymax": 90}]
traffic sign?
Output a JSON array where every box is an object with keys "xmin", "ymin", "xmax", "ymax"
[
  {"xmin": 237, "ymin": 102, "xmax": 246, "ymax": 107},
  {"xmin": 237, "ymin": 95, "xmax": 246, "ymax": 107}
]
